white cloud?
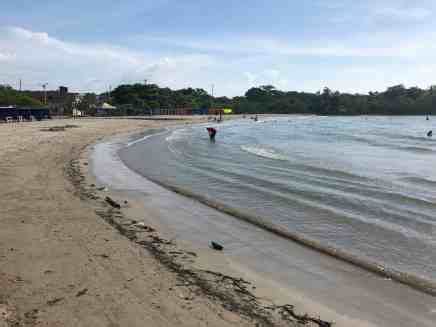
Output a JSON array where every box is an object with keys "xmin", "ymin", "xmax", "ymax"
[
  {"xmin": 321, "ymin": 1, "xmax": 434, "ymax": 27},
  {"xmin": 0, "ymin": 26, "xmax": 214, "ymax": 92},
  {"xmin": 373, "ymin": 6, "xmax": 432, "ymax": 21},
  {"xmin": 0, "ymin": 51, "xmax": 15, "ymax": 61},
  {"xmin": 2, "ymin": 24, "xmax": 436, "ymax": 97},
  {"xmin": 242, "ymin": 69, "xmax": 289, "ymax": 90},
  {"xmin": 243, "ymin": 72, "xmax": 257, "ymax": 85},
  {"xmin": 140, "ymin": 31, "xmax": 436, "ymax": 59}
]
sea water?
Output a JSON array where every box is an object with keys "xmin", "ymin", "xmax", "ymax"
[{"xmin": 119, "ymin": 115, "xmax": 436, "ymax": 284}]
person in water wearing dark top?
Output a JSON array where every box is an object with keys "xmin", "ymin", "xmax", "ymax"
[
  {"xmin": 427, "ymin": 130, "xmax": 433, "ymax": 137},
  {"xmin": 207, "ymin": 127, "xmax": 217, "ymax": 141}
]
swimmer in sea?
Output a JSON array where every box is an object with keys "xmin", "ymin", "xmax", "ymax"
[{"xmin": 207, "ymin": 127, "xmax": 217, "ymax": 142}]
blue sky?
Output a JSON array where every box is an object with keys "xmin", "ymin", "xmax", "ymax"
[{"xmin": 1, "ymin": 0, "xmax": 436, "ymax": 96}]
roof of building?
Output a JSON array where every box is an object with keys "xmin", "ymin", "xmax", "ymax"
[{"xmin": 98, "ymin": 102, "xmax": 117, "ymax": 109}]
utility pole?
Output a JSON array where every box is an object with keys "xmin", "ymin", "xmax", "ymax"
[
  {"xmin": 431, "ymin": 85, "xmax": 434, "ymax": 118},
  {"xmin": 19, "ymin": 79, "xmax": 22, "ymax": 92},
  {"xmin": 211, "ymin": 84, "xmax": 215, "ymax": 112},
  {"xmin": 42, "ymin": 83, "xmax": 48, "ymax": 105}
]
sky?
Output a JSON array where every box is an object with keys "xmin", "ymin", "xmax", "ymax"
[{"xmin": 1, "ymin": 0, "xmax": 436, "ymax": 96}]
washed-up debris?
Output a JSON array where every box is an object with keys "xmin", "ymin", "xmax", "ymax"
[
  {"xmin": 169, "ymin": 251, "xmax": 183, "ymax": 255},
  {"xmin": 134, "ymin": 222, "xmax": 155, "ymax": 232},
  {"xmin": 47, "ymin": 297, "xmax": 64, "ymax": 306},
  {"xmin": 275, "ymin": 304, "xmax": 333, "ymax": 327},
  {"xmin": 209, "ymin": 241, "xmax": 223, "ymax": 251},
  {"xmin": 185, "ymin": 251, "xmax": 197, "ymax": 257},
  {"xmin": 24, "ymin": 309, "xmax": 39, "ymax": 321},
  {"xmin": 76, "ymin": 288, "xmax": 88, "ymax": 297},
  {"xmin": 41, "ymin": 125, "xmax": 79, "ymax": 132},
  {"xmin": 97, "ymin": 186, "xmax": 108, "ymax": 191},
  {"xmin": 105, "ymin": 196, "xmax": 121, "ymax": 209},
  {"xmin": 67, "ymin": 156, "xmax": 333, "ymax": 327}
]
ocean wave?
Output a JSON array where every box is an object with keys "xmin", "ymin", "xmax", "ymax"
[
  {"xmin": 399, "ymin": 146, "xmax": 435, "ymax": 154},
  {"xmin": 400, "ymin": 176, "xmax": 436, "ymax": 187},
  {"xmin": 338, "ymin": 134, "xmax": 436, "ymax": 154},
  {"xmin": 165, "ymin": 128, "xmax": 191, "ymax": 143},
  {"xmin": 379, "ymin": 133, "xmax": 436, "ymax": 143},
  {"xmin": 126, "ymin": 128, "xmax": 168, "ymax": 147},
  {"xmin": 140, "ymin": 175, "xmax": 436, "ymax": 297},
  {"xmin": 241, "ymin": 145, "xmax": 288, "ymax": 161}
]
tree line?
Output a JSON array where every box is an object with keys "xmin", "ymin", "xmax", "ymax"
[
  {"xmin": 0, "ymin": 85, "xmax": 42, "ymax": 107},
  {"xmin": 2, "ymin": 82, "xmax": 436, "ymax": 116},
  {"xmin": 110, "ymin": 83, "xmax": 436, "ymax": 115},
  {"xmin": 234, "ymin": 84, "xmax": 436, "ymax": 115}
]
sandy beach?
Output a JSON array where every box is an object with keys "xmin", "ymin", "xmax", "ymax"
[
  {"xmin": 2, "ymin": 117, "xmax": 435, "ymax": 327},
  {"xmin": 0, "ymin": 118, "xmax": 318, "ymax": 327}
]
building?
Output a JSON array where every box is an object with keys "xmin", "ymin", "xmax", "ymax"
[
  {"xmin": 59, "ymin": 86, "xmax": 68, "ymax": 97},
  {"xmin": 24, "ymin": 86, "xmax": 78, "ymax": 115}
]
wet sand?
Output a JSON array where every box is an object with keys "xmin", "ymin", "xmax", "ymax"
[{"xmin": 91, "ymin": 130, "xmax": 436, "ymax": 327}]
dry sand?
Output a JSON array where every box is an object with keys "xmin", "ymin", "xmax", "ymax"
[{"xmin": 0, "ymin": 118, "xmax": 315, "ymax": 327}]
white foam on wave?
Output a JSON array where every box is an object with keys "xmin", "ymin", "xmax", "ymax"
[
  {"xmin": 165, "ymin": 128, "xmax": 191, "ymax": 143},
  {"xmin": 241, "ymin": 145, "xmax": 288, "ymax": 161},
  {"xmin": 126, "ymin": 128, "xmax": 169, "ymax": 147}
]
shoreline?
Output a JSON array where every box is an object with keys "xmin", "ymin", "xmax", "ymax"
[
  {"xmin": 81, "ymin": 123, "xmax": 332, "ymax": 326},
  {"xmin": 1, "ymin": 117, "xmax": 288, "ymax": 327},
  {"xmin": 1, "ymin": 117, "xmax": 435, "ymax": 327},
  {"xmin": 141, "ymin": 173, "xmax": 436, "ymax": 297},
  {"xmin": 90, "ymin": 123, "xmax": 436, "ymax": 327},
  {"xmin": 77, "ymin": 151, "xmax": 331, "ymax": 327},
  {"xmin": 117, "ymin": 123, "xmax": 436, "ymax": 296}
]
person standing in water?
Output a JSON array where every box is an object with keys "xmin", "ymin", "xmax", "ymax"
[{"xmin": 207, "ymin": 127, "xmax": 217, "ymax": 142}]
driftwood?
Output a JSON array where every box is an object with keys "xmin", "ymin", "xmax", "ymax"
[
  {"xmin": 75, "ymin": 288, "xmax": 88, "ymax": 297},
  {"xmin": 105, "ymin": 196, "xmax": 121, "ymax": 209}
]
